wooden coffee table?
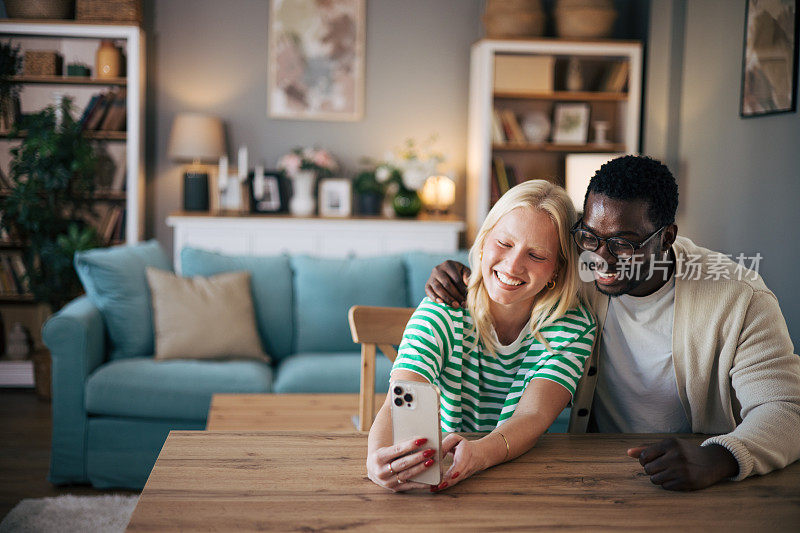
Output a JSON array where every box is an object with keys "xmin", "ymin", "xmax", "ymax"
[
  {"xmin": 127, "ymin": 431, "xmax": 800, "ymax": 531},
  {"xmin": 206, "ymin": 393, "xmax": 362, "ymax": 431}
]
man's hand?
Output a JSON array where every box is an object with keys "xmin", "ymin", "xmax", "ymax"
[
  {"xmin": 425, "ymin": 260, "xmax": 470, "ymax": 308},
  {"xmin": 627, "ymin": 438, "xmax": 739, "ymax": 491}
]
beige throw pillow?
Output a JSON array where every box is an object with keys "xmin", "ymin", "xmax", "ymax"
[{"xmin": 146, "ymin": 267, "xmax": 269, "ymax": 362}]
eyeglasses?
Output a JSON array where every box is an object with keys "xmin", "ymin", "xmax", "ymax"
[{"xmin": 570, "ymin": 219, "xmax": 666, "ymax": 259}]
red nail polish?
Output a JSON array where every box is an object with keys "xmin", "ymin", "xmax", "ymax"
[
  {"xmin": 430, "ymin": 486, "xmax": 437, "ymax": 492},
  {"xmin": 438, "ymin": 482, "xmax": 448, "ymax": 489},
  {"xmin": 415, "ymin": 438, "xmax": 428, "ymax": 446},
  {"xmin": 424, "ymin": 459, "xmax": 434, "ymax": 467},
  {"xmin": 452, "ymin": 472, "xmax": 460, "ymax": 479},
  {"xmin": 423, "ymin": 449, "xmax": 435, "ymax": 458}
]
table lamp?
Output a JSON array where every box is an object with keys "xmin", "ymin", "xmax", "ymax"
[
  {"xmin": 168, "ymin": 113, "xmax": 226, "ymax": 211},
  {"xmin": 420, "ymin": 175, "xmax": 456, "ymax": 214}
]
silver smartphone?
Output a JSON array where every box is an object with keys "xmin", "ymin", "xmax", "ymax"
[{"xmin": 390, "ymin": 379, "xmax": 443, "ymax": 486}]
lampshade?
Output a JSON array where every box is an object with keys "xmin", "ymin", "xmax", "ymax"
[
  {"xmin": 420, "ymin": 175, "xmax": 456, "ymax": 212},
  {"xmin": 564, "ymin": 153, "xmax": 625, "ymax": 212},
  {"xmin": 167, "ymin": 113, "xmax": 226, "ymax": 163}
]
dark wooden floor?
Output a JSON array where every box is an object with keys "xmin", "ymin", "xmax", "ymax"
[{"xmin": 0, "ymin": 388, "xmax": 139, "ymax": 520}]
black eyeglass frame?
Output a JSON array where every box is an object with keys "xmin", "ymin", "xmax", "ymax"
[{"xmin": 570, "ymin": 219, "xmax": 667, "ymax": 259}]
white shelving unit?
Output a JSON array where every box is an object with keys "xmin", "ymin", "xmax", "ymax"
[
  {"xmin": 466, "ymin": 38, "xmax": 643, "ymax": 241},
  {"xmin": 0, "ymin": 20, "xmax": 145, "ymax": 244}
]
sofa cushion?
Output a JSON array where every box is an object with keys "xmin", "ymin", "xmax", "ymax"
[
  {"xmin": 291, "ymin": 255, "xmax": 407, "ymax": 353},
  {"xmin": 146, "ymin": 268, "xmax": 268, "ymax": 362},
  {"xmin": 273, "ymin": 352, "xmax": 393, "ymax": 393},
  {"xmin": 85, "ymin": 357, "xmax": 272, "ymax": 421},
  {"xmin": 404, "ymin": 250, "xmax": 471, "ymax": 307},
  {"xmin": 180, "ymin": 248, "xmax": 294, "ymax": 360},
  {"xmin": 74, "ymin": 240, "xmax": 171, "ymax": 359}
]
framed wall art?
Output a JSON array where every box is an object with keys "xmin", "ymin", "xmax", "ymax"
[
  {"xmin": 741, "ymin": 0, "xmax": 798, "ymax": 117},
  {"xmin": 268, "ymin": 0, "xmax": 365, "ymax": 121},
  {"xmin": 551, "ymin": 102, "xmax": 591, "ymax": 144}
]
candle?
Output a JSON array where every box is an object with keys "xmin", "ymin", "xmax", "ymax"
[
  {"xmin": 254, "ymin": 165, "xmax": 265, "ymax": 199},
  {"xmin": 218, "ymin": 155, "xmax": 228, "ymax": 189},
  {"xmin": 237, "ymin": 145, "xmax": 248, "ymax": 181}
]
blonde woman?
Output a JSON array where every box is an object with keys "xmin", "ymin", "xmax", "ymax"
[{"xmin": 366, "ymin": 180, "xmax": 597, "ymax": 492}]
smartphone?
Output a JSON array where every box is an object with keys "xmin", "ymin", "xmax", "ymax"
[{"xmin": 390, "ymin": 379, "xmax": 443, "ymax": 485}]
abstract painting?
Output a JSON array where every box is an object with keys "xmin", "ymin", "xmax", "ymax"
[
  {"xmin": 268, "ymin": 0, "xmax": 365, "ymax": 121},
  {"xmin": 741, "ymin": 0, "xmax": 798, "ymax": 117}
]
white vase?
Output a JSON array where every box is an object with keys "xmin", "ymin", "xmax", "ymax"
[{"xmin": 289, "ymin": 170, "xmax": 316, "ymax": 217}]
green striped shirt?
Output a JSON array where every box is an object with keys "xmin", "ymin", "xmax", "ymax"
[{"xmin": 393, "ymin": 297, "xmax": 596, "ymax": 432}]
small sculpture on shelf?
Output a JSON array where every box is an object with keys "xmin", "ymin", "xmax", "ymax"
[{"xmin": 6, "ymin": 322, "xmax": 32, "ymax": 361}]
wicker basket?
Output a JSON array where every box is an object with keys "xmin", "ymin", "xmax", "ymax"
[
  {"xmin": 4, "ymin": 0, "xmax": 74, "ymax": 19},
  {"xmin": 483, "ymin": 0, "xmax": 545, "ymax": 38},
  {"xmin": 554, "ymin": 0, "xmax": 617, "ymax": 39},
  {"xmin": 24, "ymin": 51, "xmax": 63, "ymax": 76},
  {"xmin": 76, "ymin": 0, "xmax": 142, "ymax": 25}
]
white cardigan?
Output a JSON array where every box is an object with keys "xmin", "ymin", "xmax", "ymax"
[{"xmin": 569, "ymin": 236, "xmax": 800, "ymax": 481}]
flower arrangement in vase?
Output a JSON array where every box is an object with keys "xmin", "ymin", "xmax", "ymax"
[
  {"xmin": 277, "ymin": 147, "xmax": 339, "ymax": 216},
  {"xmin": 374, "ymin": 135, "xmax": 445, "ymax": 217}
]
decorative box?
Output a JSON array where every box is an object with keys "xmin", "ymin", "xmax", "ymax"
[
  {"xmin": 67, "ymin": 63, "xmax": 92, "ymax": 77},
  {"xmin": 23, "ymin": 51, "xmax": 63, "ymax": 76},
  {"xmin": 76, "ymin": 0, "xmax": 142, "ymax": 25}
]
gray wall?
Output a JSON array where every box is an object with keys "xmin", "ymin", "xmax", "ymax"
[
  {"xmin": 646, "ymin": 0, "xmax": 800, "ymax": 347},
  {"xmin": 146, "ymin": 0, "xmax": 483, "ymax": 252}
]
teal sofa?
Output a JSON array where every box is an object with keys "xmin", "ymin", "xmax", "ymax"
[{"xmin": 43, "ymin": 241, "xmax": 571, "ymax": 489}]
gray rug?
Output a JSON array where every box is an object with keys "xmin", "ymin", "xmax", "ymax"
[{"xmin": 0, "ymin": 494, "xmax": 139, "ymax": 533}]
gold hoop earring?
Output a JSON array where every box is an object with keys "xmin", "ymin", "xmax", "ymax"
[
  {"xmin": 479, "ymin": 250, "xmax": 483, "ymax": 262},
  {"xmin": 546, "ymin": 279, "xmax": 556, "ymax": 290}
]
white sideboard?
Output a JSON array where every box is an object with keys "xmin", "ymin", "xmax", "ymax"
[{"xmin": 167, "ymin": 213, "xmax": 465, "ymax": 272}]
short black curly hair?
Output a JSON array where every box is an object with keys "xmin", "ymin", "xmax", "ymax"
[{"xmin": 584, "ymin": 155, "xmax": 679, "ymax": 228}]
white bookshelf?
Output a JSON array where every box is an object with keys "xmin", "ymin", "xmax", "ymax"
[
  {"xmin": 466, "ymin": 38, "xmax": 643, "ymax": 241},
  {"xmin": 0, "ymin": 20, "xmax": 145, "ymax": 244}
]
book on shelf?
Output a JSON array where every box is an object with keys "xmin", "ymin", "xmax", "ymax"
[
  {"xmin": 505, "ymin": 165, "xmax": 518, "ymax": 189},
  {"xmin": 0, "ymin": 165, "xmax": 12, "ymax": 189},
  {"xmin": 491, "ymin": 109, "xmax": 506, "ymax": 143},
  {"xmin": 98, "ymin": 206, "xmax": 124, "ymax": 243},
  {"xmin": 0, "ymin": 256, "xmax": 17, "ymax": 295},
  {"xmin": 8, "ymin": 253, "xmax": 30, "ymax": 293},
  {"xmin": 1, "ymin": 255, "xmax": 20, "ymax": 294},
  {"xmin": 500, "ymin": 110, "xmax": 526, "ymax": 143},
  {"xmin": 490, "ymin": 165, "xmax": 501, "ymax": 205},
  {"xmin": 109, "ymin": 169, "xmax": 126, "ymax": 192},
  {"xmin": 492, "ymin": 156, "xmax": 510, "ymax": 194},
  {"xmin": 100, "ymin": 88, "xmax": 126, "ymax": 131},
  {"xmin": 601, "ymin": 61, "xmax": 629, "ymax": 93}
]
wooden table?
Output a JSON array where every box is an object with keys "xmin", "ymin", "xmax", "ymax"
[
  {"xmin": 206, "ymin": 393, "xmax": 360, "ymax": 431},
  {"xmin": 127, "ymin": 431, "xmax": 800, "ymax": 531}
]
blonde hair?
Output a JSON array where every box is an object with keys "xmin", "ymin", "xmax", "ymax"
[{"xmin": 466, "ymin": 180, "xmax": 580, "ymax": 354}]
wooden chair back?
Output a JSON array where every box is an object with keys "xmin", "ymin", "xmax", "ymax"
[{"xmin": 348, "ymin": 305, "xmax": 415, "ymax": 431}]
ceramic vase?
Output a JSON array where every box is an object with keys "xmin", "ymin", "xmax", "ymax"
[
  {"xmin": 289, "ymin": 170, "xmax": 316, "ymax": 217},
  {"xmin": 96, "ymin": 39, "xmax": 122, "ymax": 79},
  {"xmin": 392, "ymin": 187, "xmax": 422, "ymax": 218}
]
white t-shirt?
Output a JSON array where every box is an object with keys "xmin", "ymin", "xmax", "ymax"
[{"xmin": 592, "ymin": 274, "xmax": 692, "ymax": 433}]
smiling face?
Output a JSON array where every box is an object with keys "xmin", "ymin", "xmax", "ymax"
[
  {"xmin": 480, "ymin": 206, "xmax": 560, "ymax": 318},
  {"xmin": 581, "ymin": 192, "xmax": 676, "ymax": 297}
]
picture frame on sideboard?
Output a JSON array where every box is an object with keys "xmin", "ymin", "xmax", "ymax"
[{"xmin": 318, "ymin": 178, "xmax": 352, "ymax": 217}]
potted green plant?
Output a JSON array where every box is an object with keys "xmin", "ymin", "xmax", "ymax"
[
  {"xmin": 0, "ymin": 98, "xmax": 101, "ymax": 311},
  {"xmin": 0, "ymin": 41, "xmax": 23, "ymax": 130},
  {"xmin": 352, "ymin": 170, "xmax": 386, "ymax": 216}
]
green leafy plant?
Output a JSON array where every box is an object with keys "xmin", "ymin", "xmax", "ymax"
[
  {"xmin": 352, "ymin": 170, "xmax": 386, "ymax": 195},
  {"xmin": 0, "ymin": 98, "xmax": 101, "ymax": 310}
]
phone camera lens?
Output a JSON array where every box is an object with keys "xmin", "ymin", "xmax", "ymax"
[
  {"xmin": 394, "ymin": 397, "xmax": 403, "ymax": 407},
  {"xmin": 393, "ymin": 386, "xmax": 403, "ymax": 395},
  {"xmin": 403, "ymin": 393, "xmax": 413, "ymax": 403}
]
